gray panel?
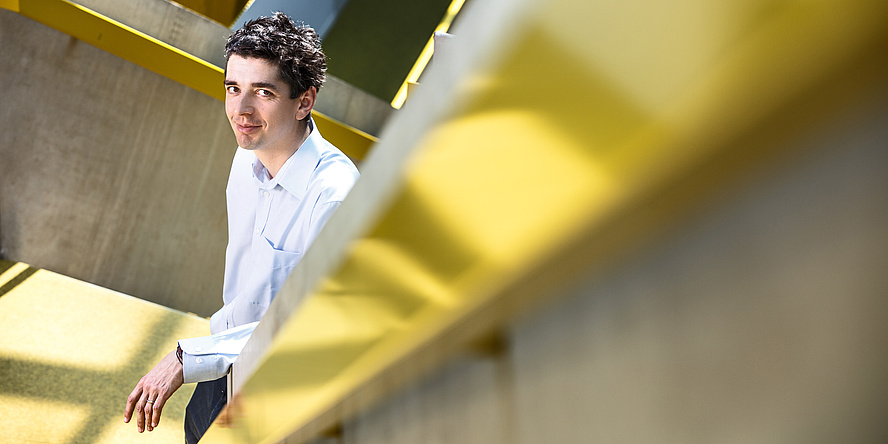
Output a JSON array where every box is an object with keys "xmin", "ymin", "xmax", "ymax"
[
  {"xmin": 0, "ymin": 9, "xmax": 232, "ymax": 317},
  {"xmin": 507, "ymin": 97, "xmax": 888, "ymax": 443}
]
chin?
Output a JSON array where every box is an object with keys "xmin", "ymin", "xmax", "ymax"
[{"xmin": 237, "ymin": 139, "xmax": 258, "ymax": 150}]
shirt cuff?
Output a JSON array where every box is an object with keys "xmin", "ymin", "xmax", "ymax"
[
  {"xmin": 178, "ymin": 321, "xmax": 259, "ymax": 384},
  {"xmin": 181, "ymin": 351, "xmax": 236, "ymax": 384}
]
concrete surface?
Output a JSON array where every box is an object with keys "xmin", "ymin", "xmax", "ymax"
[
  {"xmin": 0, "ymin": 8, "xmax": 233, "ymax": 316},
  {"xmin": 0, "ymin": 259, "xmax": 210, "ymax": 443}
]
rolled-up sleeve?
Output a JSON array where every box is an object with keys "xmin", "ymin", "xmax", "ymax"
[{"xmin": 178, "ymin": 322, "xmax": 259, "ymax": 384}]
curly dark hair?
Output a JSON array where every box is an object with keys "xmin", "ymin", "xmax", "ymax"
[{"xmin": 225, "ymin": 12, "xmax": 327, "ymax": 99}]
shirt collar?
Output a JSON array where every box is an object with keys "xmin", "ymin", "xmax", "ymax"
[{"xmin": 250, "ymin": 118, "xmax": 323, "ymax": 198}]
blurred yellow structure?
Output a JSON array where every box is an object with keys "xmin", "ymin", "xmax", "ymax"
[
  {"xmin": 206, "ymin": 0, "xmax": 888, "ymax": 442},
  {"xmin": 0, "ymin": 260, "xmax": 209, "ymax": 442}
]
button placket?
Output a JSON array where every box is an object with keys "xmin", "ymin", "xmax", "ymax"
[{"xmin": 253, "ymin": 187, "xmax": 273, "ymax": 238}]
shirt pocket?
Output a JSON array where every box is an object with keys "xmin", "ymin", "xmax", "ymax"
[{"xmin": 261, "ymin": 236, "xmax": 303, "ymax": 270}]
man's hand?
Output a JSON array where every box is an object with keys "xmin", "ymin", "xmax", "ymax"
[{"xmin": 124, "ymin": 350, "xmax": 184, "ymax": 433}]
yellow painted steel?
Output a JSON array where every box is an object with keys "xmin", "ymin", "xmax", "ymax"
[
  {"xmin": 310, "ymin": 113, "xmax": 377, "ymax": 162},
  {"xmin": 0, "ymin": 260, "xmax": 210, "ymax": 442},
  {"xmin": 391, "ymin": 0, "xmax": 467, "ymax": 109},
  {"xmin": 1, "ymin": 0, "xmax": 376, "ymax": 161},
  {"xmin": 201, "ymin": 0, "xmax": 888, "ymax": 442},
  {"xmin": 0, "ymin": 0, "xmax": 18, "ymax": 12}
]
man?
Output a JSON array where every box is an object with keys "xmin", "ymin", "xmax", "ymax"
[{"xmin": 122, "ymin": 13, "xmax": 360, "ymax": 442}]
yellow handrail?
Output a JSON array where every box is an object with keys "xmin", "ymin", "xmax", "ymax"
[{"xmin": 207, "ymin": 0, "xmax": 888, "ymax": 442}]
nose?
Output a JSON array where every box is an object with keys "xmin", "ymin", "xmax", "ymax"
[{"xmin": 232, "ymin": 94, "xmax": 255, "ymax": 116}]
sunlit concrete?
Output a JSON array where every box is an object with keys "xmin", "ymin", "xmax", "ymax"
[{"xmin": 0, "ymin": 260, "xmax": 210, "ymax": 443}]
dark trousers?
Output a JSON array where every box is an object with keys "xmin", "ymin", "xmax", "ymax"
[{"xmin": 184, "ymin": 377, "xmax": 228, "ymax": 444}]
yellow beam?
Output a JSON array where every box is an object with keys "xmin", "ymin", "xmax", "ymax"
[
  {"xmin": 2, "ymin": 0, "xmax": 375, "ymax": 160},
  {"xmin": 391, "ymin": 0, "xmax": 466, "ymax": 109},
  {"xmin": 312, "ymin": 113, "xmax": 377, "ymax": 162},
  {"xmin": 0, "ymin": 0, "xmax": 18, "ymax": 12},
  {"xmin": 10, "ymin": 0, "xmax": 223, "ymax": 98},
  {"xmin": 205, "ymin": 0, "xmax": 888, "ymax": 442}
]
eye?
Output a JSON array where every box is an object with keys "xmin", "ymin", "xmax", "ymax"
[
  {"xmin": 225, "ymin": 85, "xmax": 239, "ymax": 94},
  {"xmin": 257, "ymin": 89, "xmax": 273, "ymax": 98}
]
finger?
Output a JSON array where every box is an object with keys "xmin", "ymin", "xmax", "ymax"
[
  {"xmin": 145, "ymin": 394, "xmax": 156, "ymax": 432},
  {"xmin": 136, "ymin": 393, "xmax": 147, "ymax": 433},
  {"xmin": 124, "ymin": 385, "xmax": 143, "ymax": 423},
  {"xmin": 151, "ymin": 394, "xmax": 168, "ymax": 429}
]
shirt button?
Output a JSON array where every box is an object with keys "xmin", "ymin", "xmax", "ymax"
[
  {"xmin": 195, "ymin": 357, "xmax": 203, "ymax": 364},
  {"xmin": 254, "ymin": 228, "xmax": 261, "ymax": 235},
  {"xmin": 263, "ymin": 191, "xmax": 270, "ymax": 198},
  {"xmin": 195, "ymin": 346, "xmax": 202, "ymax": 352}
]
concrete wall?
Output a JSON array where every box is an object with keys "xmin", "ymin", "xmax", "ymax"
[
  {"xmin": 317, "ymin": 93, "xmax": 888, "ymax": 442},
  {"xmin": 0, "ymin": 9, "xmax": 233, "ymax": 317}
]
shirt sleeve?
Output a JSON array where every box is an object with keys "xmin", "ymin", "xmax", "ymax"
[{"xmin": 178, "ymin": 321, "xmax": 259, "ymax": 384}]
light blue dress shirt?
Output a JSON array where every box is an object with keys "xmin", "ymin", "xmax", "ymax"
[{"xmin": 181, "ymin": 119, "xmax": 359, "ymax": 383}]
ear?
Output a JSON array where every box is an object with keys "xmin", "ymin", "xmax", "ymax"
[{"xmin": 295, "ymin": 86, "xmax": 317, "ymax": 121}]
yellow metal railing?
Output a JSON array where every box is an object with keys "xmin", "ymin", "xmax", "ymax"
[{"xmin": 205, "ymin": 0, "xmax": 888, "ymax": 442}]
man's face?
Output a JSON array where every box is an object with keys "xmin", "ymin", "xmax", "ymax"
[{"xmin": 224, "ymin": 55, "xmax": 305, "ymax": 153}]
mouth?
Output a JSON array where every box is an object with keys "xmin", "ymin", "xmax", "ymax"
[{"xmin": 235, "ymin": 122, "xmax": 261, "ymax": 134}]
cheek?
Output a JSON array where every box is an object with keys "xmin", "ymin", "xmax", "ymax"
[{"xmin": 224, "ymin": 99, "xmax": 236, "ymax": 119}]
